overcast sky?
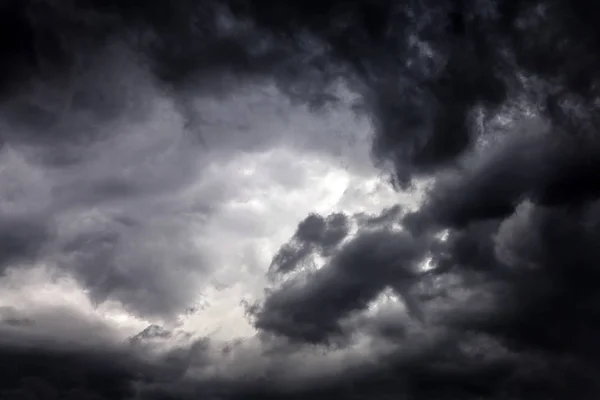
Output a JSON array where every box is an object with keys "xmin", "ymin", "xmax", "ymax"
[{"xmin": 3, "ymin": 0, "xmax": 600, "ymax": 399}]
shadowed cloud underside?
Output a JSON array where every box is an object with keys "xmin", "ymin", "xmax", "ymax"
[{"xmin": 2, "ymin": 0, "xmax": 600, "ymax": 399}]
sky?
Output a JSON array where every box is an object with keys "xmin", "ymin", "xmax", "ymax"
[{"xmin": 2, "ymin": 0, "xmax": 600, "ymax": 399}]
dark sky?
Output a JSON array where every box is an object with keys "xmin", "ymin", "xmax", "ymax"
[{"xmin": 2, "ymin": 0, "xmax": 600, "ymax": 399}]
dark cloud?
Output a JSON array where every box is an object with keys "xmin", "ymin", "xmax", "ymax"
[
  {"xmin": 255, "ymin": 211, "xmax": 433, "ymax": 343},
  {"xmin": 241, "ymin": 198, "xmax": 600, "ymax": 399},
  {"xmin": 0, "ymin": 346, "xmax": 139, "ymax": 400},
  {"xmin": 243, "ymin": 0, "xmax": 600, "ymax": 388},
  {"xmin": 3, "ymin": 0, "xmax": 600, "ymax": 156},
  {"xmin": 0, "ymin": 305, "xmax": 225, "ymax": 400},
  {"xmin": 268, "ymin": 212, "xmax": 350, "ymax": 276},
  {"xmin": 0, "ymin": 216, "xmax": 48, "ymax": 273},
  {"xmin": 218, "ymin": 0, "xmax": 600, "ymax": 187},
  {"xmin": 4, "ymin": 0, "xmax": 600, "ymax": 399},
  {"xmin": 402, "ymin": 118, "xmax": 600, "ymax": 230}
]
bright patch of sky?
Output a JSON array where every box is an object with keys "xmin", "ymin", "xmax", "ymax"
[{"xmin": 0, "ymin": 77, "xmax": 424, "ymax": 346}]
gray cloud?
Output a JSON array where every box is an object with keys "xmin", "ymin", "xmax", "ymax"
[
  {"xmin": 0, "ymin": 23, "xmax": 368, "ymax": 322},
  {"xmin": 268, "ymin": 212, "xmax": 350, "ymax": 276},
  {"xmin": 5, "ymin": 0, "xmax": 600, "ymax": 399},
  {"xmin": 0, "ymin": 62, "xmax": 212, "ymax": 320},
  {"xmin": 255, "ymin": 210, "xmax": 433, "ymax": 343}
]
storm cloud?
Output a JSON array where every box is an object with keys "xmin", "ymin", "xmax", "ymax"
[{"xmin": 3, "ymin": 0, "xmax": 600, "ymax": 399}]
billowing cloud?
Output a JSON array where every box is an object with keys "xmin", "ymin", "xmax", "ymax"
[
  {"xmin": 255, "ymin": 228, "xmax": 428, "ymax": 343},
  {"xmin": 3, "ymin": 0, "xmax": 600, "ymax": 399}
]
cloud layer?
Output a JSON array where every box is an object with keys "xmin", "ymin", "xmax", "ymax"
[{"xmin": 3, "ymin": 0, "xmax": 600, "ymax": 399}]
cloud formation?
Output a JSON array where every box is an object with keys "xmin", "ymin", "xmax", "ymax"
[
  {"xmin": 3, "ymin": 0, "xmax": 600, "ymax": 399},
  {"xmin": 256, "ymin": 224, "xmax": 429, "ymax": 343}
]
